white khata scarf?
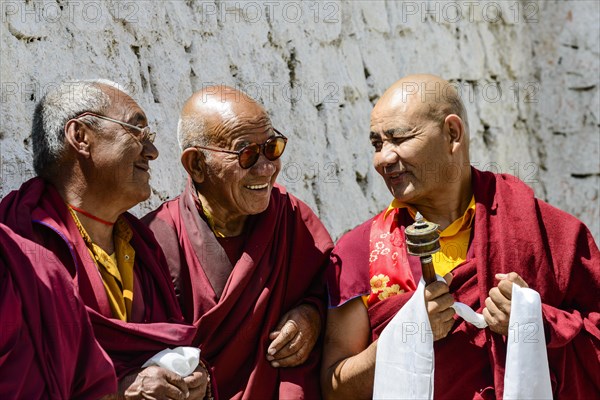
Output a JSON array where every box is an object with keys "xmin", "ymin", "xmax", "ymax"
[{"xmin": 373, "ymin": 277, "xmax": 553, "ymax": 399}]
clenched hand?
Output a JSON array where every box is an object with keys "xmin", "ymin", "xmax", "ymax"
[
  {"xmin": 425, "ymin": 273, "xmax": 456, "ymax": 340},
  {"xmin": 483, "ymin": 272, "xmax": 529, "ymax": 336},
  {"xmin": 124, "ymin": 364, "xmax": 209, "ymax": 400},
  {"xmin": 267, "ymin": 304, "xmax": 320, "ymax": 368}
]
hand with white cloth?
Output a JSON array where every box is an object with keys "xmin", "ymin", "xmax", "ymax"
[
  {"xmin": 123, "ymin": 366, "xmax": 209, "ymax": 400},
  {"xmin": 124, "ymin": 347, "xmax": 209, "ymax": 400},
  {"xmin": 483, "ymin": 272, "xmax": 529, "ymax": 336}
]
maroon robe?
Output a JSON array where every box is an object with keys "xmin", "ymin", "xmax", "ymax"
[
  {"xmin": 327, "ymin": 168, "xmax": 600, "ymax": 399},
  {"xmin": 0, "ymin": 178, "xmax": 197, "ymax": 380},
  {"xmin": 143, "ymin": 181, "xmax": 333, "ymax": 400},
  {"xmin": 0, "ymin": 223, "xmax": 117, "ymax": 399}
]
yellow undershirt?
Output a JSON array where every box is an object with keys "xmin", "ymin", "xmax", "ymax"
[{"xmin": 69, "ymin": 208, "xmax": 135, "ymax": 321}]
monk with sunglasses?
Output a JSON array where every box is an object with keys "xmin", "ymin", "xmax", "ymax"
[{"xmin": 143, "ymin": 86, "xmax": 333, "ymax": 399}]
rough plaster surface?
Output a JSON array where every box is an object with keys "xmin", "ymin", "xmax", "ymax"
[{"xmin": 1, "ymin": 0, "xmax": 598, "ymax": 241}]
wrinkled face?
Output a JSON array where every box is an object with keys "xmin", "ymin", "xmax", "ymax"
[
  {"xmin": 88, "ymin": 89, "xmax": 158, "ymax": 207},
  {"xmin": 200, "ymin": 113, "xmax": 281, "ymax": 219},
  {"xmin": 370, "ymin": 100, "xmax": 450, "ymax": 205}
]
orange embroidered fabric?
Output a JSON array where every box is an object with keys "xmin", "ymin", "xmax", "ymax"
[{"xmin": 366, "ymin": 209, "xmax": 416, "ymax": 307}]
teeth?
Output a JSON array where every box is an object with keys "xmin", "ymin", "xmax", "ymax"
[{"xmin": 246, "ymin": 183, "xmax": 269, "ymax": 190}]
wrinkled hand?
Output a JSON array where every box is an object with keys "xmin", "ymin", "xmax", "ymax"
[
  {"xmin": 483, "ymin": 272, "xmax": 529, "ymax": 336},
  {"xmin": 267, "ymin": 303, "xmax": 320, "ymax": 368},
  {"xmin": 184, "ymin": 363, "xmax": 210, "ymax": 400},
  {"xmin": 425, "ymin": 273, "xmax": 456, "ymax": 341},
  {"xmin": 123, "ymin": 364, "xmax": 209, "ymax": 400},
  {"xmin": 124, "ymin": 365, "xmax": 193, "ymax": 400}
]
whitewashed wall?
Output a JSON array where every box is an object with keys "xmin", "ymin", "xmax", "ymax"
[{"xmin": 1, "ymin": 0, "xmax": 598, "ymax": 241}]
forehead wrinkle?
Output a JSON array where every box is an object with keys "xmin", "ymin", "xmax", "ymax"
[{"xmin": 211, "ymin": 113, "xmax": 271, "ymax": 147}]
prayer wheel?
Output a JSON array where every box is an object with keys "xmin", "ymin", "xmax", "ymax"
[{"xmin": 405, "ymin": 212, "xmax": 440, "ymax": 284}]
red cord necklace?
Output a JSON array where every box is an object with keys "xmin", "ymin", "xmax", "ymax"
[{"xmin": 68, "ymin": 204, "xmax": 115, "ymax": 226}]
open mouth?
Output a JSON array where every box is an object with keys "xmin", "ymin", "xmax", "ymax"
[{"xmin": 245, "ymin": 183, "xmax": 269, "ymax": 190}]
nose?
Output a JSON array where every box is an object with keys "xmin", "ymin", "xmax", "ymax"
[
  {"xmin": 377, "ymin": 142, "xmax": 399, "ymax": 168},
  {"xmin": 143, "ymin": 140, "xmax": 159, "ymax": 161},
  {"xmin": 252, "ymin": 154, "xmax": 278, "ymax": 176}
]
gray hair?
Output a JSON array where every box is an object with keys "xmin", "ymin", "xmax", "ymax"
[
  {"xmin": 32, "ymin": 79, "xmax": 131, "ymax": 177},
  {"xmin": 177, "ymin": 115, "xmax": 211, "ymax": 159}
]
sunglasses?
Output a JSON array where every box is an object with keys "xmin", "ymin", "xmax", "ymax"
[
  {"xmin": 74, "ymin": 112, "xmax": 157, "ymax": 144},
  {"xmin": 195, "ymin": 129, "xmax": 288, "ymax": 169}
]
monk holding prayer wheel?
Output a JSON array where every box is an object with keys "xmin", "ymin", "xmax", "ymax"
[{"xmin": 321, "ymin": 74, "xmax": 600, "ymax": 399}]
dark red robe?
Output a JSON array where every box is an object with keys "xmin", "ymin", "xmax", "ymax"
[
  {"xmin": 0, "ymin": 178, "xmax": 197, "ymax": 380},
  {"xmin": 327, "ymin": 168, "xmax": 600, "ymax": 399},
  {"xmin": 0, "ymin": 223, "xmax": 117, "ymax": 399},
  {"xmin": 143, "ymin": 181, "xmax": 333, "ymax": 400}
]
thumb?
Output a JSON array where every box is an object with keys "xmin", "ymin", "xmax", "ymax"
[{"xmin": 443, "ymin": 272, "xmax": 454, "ymax": 287}]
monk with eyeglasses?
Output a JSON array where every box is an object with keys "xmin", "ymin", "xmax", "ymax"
[
  {"xmin": 0, "ymin": 80, "xmax": 208, "ymax": 399},
  {"xmin": 143, "ymin": 86, "xmax": 333, "ymax": 399}
]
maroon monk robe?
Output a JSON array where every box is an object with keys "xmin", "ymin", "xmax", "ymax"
[
  {"xmin": 0, "ymin": 178, "xmax": 197, "ymax": 380},
  {"xmin": 327, "ymin": 167, "xmax": 600, "ymax": 399},
  {"xmin": 143, "ymin": 181, "xmax": 333, "ymax": 400},
  {"xmin": 0, "ymin": 223, "xmax": 117, "ymax": 399}
]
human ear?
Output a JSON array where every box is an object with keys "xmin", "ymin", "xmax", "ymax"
[
  {"xmin": 444, "ymin": 114, "xmax": 465, "ymax": 152},
  {"xmin": 65, "ymin": 119, "xmax": 91, "ymax": 158},
  {"xmin": 181, "ymin": 148, "xmax": 205, "ymax": 184}
]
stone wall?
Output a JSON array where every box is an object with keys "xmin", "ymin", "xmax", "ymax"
[{"xmin": 1, "ymin": 0, "xmax": 598, "ymax": 241}]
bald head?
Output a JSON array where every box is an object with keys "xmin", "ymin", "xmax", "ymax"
[
  {"xmin": 178, "ymin": 86, "xmax": 270, "ymax": 150},
  {"xmin": 375, "ymin": 74, "xmax": 469, "ymax": 135}
]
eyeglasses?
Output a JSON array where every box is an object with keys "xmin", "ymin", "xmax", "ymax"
[
  {"xmin": 195, "ymin": 129, "xmax": 288, "ymax": 169},
  {"xmin": 74, "ymin": 112, "xmax": 156, "ymax": 144}
]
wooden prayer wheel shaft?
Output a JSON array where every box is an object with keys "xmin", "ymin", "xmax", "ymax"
[{"xmin": 405, "ymin": 212, "xmax": 441, "ymax": 285}]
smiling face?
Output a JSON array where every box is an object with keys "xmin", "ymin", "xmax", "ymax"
[
  {"xmin": 87, "ymin": 86, "xmax": 158, "ymax": 209},
  {"xmin": 370, "ymin": 95, "xmax": 452, "ymax": 206},
  {"xmin": 196, "ymin": 99, "xmax": 281, "ymax": 222}
]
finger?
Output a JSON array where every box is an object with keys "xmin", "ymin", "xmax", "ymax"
[
  {"xmin": 496, "ymin": 272, "xmax": 528, "ymax": 289},
  {"xmin": 433, "ymin": 318, "xmax": 455, "ymax": 340},
  {"xmin": 268, "ymin": 331, "xmax": 280, "ymax": 340},
  {"xmin": 482, "ymin": 307, "xmax": 492, "ymax": 324},
  {"xmin": 269, "ymin": 330, "xmax": 304, "ymax": 360},
  {"xmin": 164, "ymin": 372, "xmax": 189, "ymax": 398},
  {"xmin": 157, "ymin": 383, "xmax": 188, "ymax": 400},
  {"xmin": 427, "ymin": 293, "xmax": 455, "ymax": 313},
  {"xmin": 495, "ymin": 279, "xmax": 512, "ymax": 300},
  {"xmin": 271, "ymin": 311, "xmax": 290, "ymax": 334},
  {"xmin": 424, "ymin": 280, "xmax": 450, "ymax": 300},
  {"xmin": 267, "ymin": 320, "xmax": 298, "ymax": 356},
  {"xmin": 188, "ymin": 386, "xmax": 208, "ymax": 400},
  {"xmin": 440, "ymin": 306, "xmax": 456, "ymax": 322},
  {"xmin": 443, "ymin": 272, "xmax": 454, "ymax": 287},
  {"xmin": 484, "ymin": 296, "xmax": 502, "ymax": 317},
  {"xmin": 184, "ymin": 372, "xmax": 205, "ymax": 389},
  {"xmin": 488, "ymin": 287, "xmax": 511, "ymax": 314},
  {"xmin": 270, "ymin": 344, "xmax": 309, "ymax": 368},
  {"xmin": 508, "ymin": 272, "xmax": 529, "ymax": 288}
]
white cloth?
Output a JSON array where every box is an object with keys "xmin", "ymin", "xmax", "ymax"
[
  {"xmin": 373, "ymin": 279, "xmax": 434, "ymax": 399},
  {"xmin": 503, "ymin": 284, "xmax": 552, "ymax": 399},
  {"xmin": 142, "ymin": 346, "xmax": 200, "ymax": 377},
  {"xmin": 373, "ymin": 277, "xmax": 552, "ymax": 399}
]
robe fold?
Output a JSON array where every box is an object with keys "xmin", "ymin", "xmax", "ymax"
[
  {"xmin": 0, "ymin": 223, "xmax": 117, "ymax": 399},
  {"xmin": 0, "ymin": 178, "xmax": 197, "ymax": 380},
  {"xmin": 144, "ymin": 181, "xmax": 333, "ymax": 400},
  {"xmin": 327, "ymin": 168, "xmax": 600, "ymax": 399}
]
